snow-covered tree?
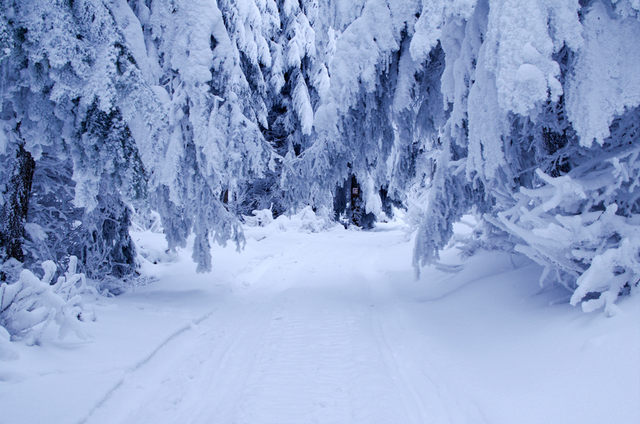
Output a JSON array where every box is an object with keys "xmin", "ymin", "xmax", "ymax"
[
  {"xmin": 120, "ymin": 0, "xmax": 280, "ymax": 271},
  {"xmin": 237, "ymin": 0, "xmax": 325, "ymax": 218},
  {"xmin": 2, "ymin": 0, "xmax": 638, "ymax": 315},
  {"xmin": 411, "ymin": 0, "xmax": 640, "ymax": 313},
  {"xmin": 285, "ymin": 1, "xmax": 426, "ymax": 218},
  {"xmin": 0, "ymin": 0, "xmax": 156, "ymax": 283}
]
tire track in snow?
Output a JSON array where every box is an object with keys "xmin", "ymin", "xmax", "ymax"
[{"xmin": 367, "ymin": 293, "xmax": 433, "ymax": 423}]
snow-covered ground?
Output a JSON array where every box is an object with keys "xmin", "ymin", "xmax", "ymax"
[{"xmin": 1, "ymin": 215, "xmax": 639, "ymax": 424}]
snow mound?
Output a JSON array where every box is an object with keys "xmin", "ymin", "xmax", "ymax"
[
  {"xmin": 244, "ymin": 206, "xmax": 338, "ymax": 240},
  {"xmin": 132, "ymin": 230, "xmax": 179, "ymax": 266}
]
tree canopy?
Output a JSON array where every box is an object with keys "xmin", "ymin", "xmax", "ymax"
[{"xmin": 1, "ymin": 0, "xmax": 639, "ymax": 314}]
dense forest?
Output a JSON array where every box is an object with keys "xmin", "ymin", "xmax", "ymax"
[{"xmin": 1, "ymin": 0, "xmax": 639, "ymax": 333}]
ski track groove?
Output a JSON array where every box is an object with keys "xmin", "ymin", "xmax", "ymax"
[
  {"xmin": 77, "ymin": 309, "xmax": 218, "ymax": 424},
  {"xmin": 224, "ymin": 269, "xmax": 416, "ymax": 424},
  {"xmin": 368, "ymin": 289, "xmax": 434, "ymax": 424}
]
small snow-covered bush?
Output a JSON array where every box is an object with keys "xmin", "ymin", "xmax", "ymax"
[
  {"xmin": 0, "ymin": 256, "xmax": 95, "ymax": 347},
  {"xmin": 245, "ymin": 206, "xmax": 335, "ymax": 233},
  {"xmin": 243, "ymin": 207, "xmax": 275, "ymax": 228},
  {"xmin": 130, "ymin": 207, "xmax": 163, "ymax": 233},
  {"xmin": 493, "ymin": 163, "xmax": 640, "ymax": 316}
]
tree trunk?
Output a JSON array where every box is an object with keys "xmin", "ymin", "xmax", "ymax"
[{"xmin": 0, "ymin": 144, "xmax": 36, "ymax": 263}]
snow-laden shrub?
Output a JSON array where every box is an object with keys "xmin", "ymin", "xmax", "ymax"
[
  {"xmin": 276, "ymin": 206, "xmax": 336, "ymax": 233},
  {"xmin": 244, "ymin": 206, "xmax": 335, "ymax": 233},
  {"xmin": 492, "ymin": 155, "xmax": 640, "ymax": 316},
  {"xmin": 0, "ymin": 256, "xmax": 95, "ymax": 347},
  {"xmin": 483, "ymin": 102, "xmax": 640, "ymax": 315},
  {"xmin": 130, "ymin": 207, "xmax": 163, "ymax": 233},
  {"xmin": 243, "ymin": 207, "xmax": 276, "ymax": 228}
]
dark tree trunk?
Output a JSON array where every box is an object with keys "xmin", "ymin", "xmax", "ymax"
[{"xmin": 0, "ymin": 144, "xmax": 36, "ymax": 263}]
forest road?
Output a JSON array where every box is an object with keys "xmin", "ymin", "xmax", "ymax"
[{"xmin": 81, "ymin": 230, "xmax": 485, "ymax": 424}]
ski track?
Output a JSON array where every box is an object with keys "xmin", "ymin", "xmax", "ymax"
[
  {"xmin": 81, "ymin": 233, "xmax": 475, "ymax": 424},
  {"xmin": 79, "ymin": 309, "xmax": 220, "ymax": 424}
]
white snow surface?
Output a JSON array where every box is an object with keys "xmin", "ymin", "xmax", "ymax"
[{"xmin": 1, "ymin": 218, "xmax": 639, "ymax": 424}]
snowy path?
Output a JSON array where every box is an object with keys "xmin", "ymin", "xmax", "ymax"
[
  {"xmin": 2, "ymin": 223, "xmax": 639, "ymax": 424},
  {"xmin": 82, "ymin": 230, "xmax": 466, "ymax": 424}
]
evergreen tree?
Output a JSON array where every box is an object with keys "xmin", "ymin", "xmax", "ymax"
[
  {"xmin": 410, "ymin": 0, "xmax": 640, "ymax": 313},
  {"xmin": 0, "ymin": 0, "xmax": 154, "ymax": 284},
  {"xmin": 1, "ymin": 0, "xmax": 638, "ymax": 313}
]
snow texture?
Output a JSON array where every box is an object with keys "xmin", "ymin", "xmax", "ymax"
[{"xmin": 1, "ymin": 222, "xmax": 638, "ymax": 423}]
